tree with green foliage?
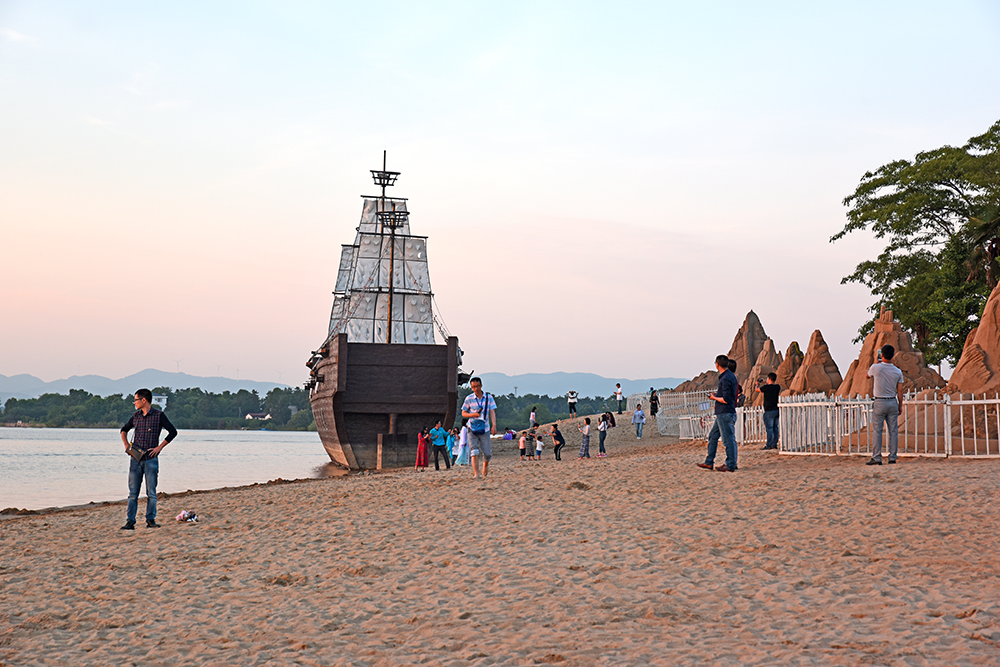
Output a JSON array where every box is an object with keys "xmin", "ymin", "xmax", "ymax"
[
  {"xmin": 832, "ymin": 119, "xmax": 1000, "ymax": 366},
  {"xmin": 2, "ymin": 389, "xmax": 134, "ymax": 427}
]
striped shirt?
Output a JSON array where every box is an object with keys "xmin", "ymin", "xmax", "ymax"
[{"xmin": 121, "ymin": 409, "xmax": 178, "ymax": 451}]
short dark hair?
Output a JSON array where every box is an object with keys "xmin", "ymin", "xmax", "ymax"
[
  {"xmin": 715, "ymin": 355, "xmax": 729, "ymax": 368},
  {"xmin": 881, "ymin": 344, "xmax": 895, "ymax": 360},
  {"xmin": 767, "ymin": 372, "xmax": 777, "ymax": 382},
  {"xmin": 135, "ymin": 388, "xmax": 153, "ymax": 403},
  {"xmin": 585, "ymin": 417, "xmax": 591, "ymax": 424},
  {"xmin": 469, "ymin": 376, "xmax": 482, "ymax": 385},
  {"xmin": 727, "ymin": 359, "xmax": 737, "ymax": 373}
]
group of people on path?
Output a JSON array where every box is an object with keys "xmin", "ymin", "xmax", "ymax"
[
  {"xmin": 414, "ymin": 420, "xmax": 470, "ymax": 472},
  {"xmin": 114, "ymin": 348, "xmax": 909, "ymax": 529},
  {"xmin": 695, "ymin": 343, "xmax": 905, "ymax": 472}
]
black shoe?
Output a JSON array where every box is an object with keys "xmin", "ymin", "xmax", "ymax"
[
  {"xmin": 120, "ymin": 522, "xmax": 135, "ymax": 530},
  {"xmin": 887, "ymin": 460, "xmax": 897, "ymax": 465},
  {"xmin": 761, "ymin": 445, "xmax": 777, "ymax": 450},
  {"xmin": 866, "ymin": 459, "xmax": 882, "ymax": 466},
  {"xmin": 146, "ymin": 520, "xmax": 161, "ymax": 528}
]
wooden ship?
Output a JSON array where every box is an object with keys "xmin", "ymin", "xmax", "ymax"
[{"xmin": 306, "ymin": 154, "xmax": 462, "ymax": 470}]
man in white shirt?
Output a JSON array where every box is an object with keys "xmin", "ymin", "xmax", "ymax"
[
  {"xmin": 866, "ymin": 344, "xmax": 905, "ymax": 465},
  {"xmin": 615, "ymin": 383, "xmax": 624, "ymax": 414}
]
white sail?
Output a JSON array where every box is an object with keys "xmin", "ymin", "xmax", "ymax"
[{"xmin": 327, "ymin": 197, "xmax": 436, "ymax": 345}]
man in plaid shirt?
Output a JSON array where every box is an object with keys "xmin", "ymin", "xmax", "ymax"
[{"xmin": 119, "ymin": 388, "xmax": 177, "ymax": 530}]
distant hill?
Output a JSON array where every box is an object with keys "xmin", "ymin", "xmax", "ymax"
[
  {"xmin": 0, "ymin": 368, "xmax": 686, "ymax": 405},
  {"xmin": 477, "ymin": 372, "xmax": 685, "ymax": 399},
  {"xmin": 0, "ymin": 369, "xmax": 289, "ymax": 402}
]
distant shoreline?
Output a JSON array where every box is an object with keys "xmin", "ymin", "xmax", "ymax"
[{"xmin": 0, "ymin": 423, "xmax": 315, "ymax": 432}]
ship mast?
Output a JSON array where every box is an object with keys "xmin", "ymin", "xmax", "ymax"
[{"xmin": 370, "ymin": 150, "xmax": 407, "ymax": 344}]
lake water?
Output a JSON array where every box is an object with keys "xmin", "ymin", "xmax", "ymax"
[{"xmin": 0, "ymin": 427, "xmax": 333, "ymax": 511}]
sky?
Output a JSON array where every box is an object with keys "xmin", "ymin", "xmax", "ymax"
[{"xmin": 2, "ymin": 1, "xmax": 999, "ymax": 387}]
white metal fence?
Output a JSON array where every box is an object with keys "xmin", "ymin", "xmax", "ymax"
[
  {"xmin": 655, "ymin": 391, "xmax": 713, "ymax": 437},
  {"xmin": 674, "ymin": 396, "xmax": 768, "ymax": 445},
  {"xmin": 779, "ymin": 392, "xmax": 1000, "ymax": 458}
]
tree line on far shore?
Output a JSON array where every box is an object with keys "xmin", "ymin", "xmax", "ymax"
[{"xmin": 1, "ymin": 387, "xmax": 315, "ymax": 431}]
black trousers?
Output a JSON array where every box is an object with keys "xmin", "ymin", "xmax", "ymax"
[
  {"xmin": 433, "ymin": 445, "xmax": 451, "ymax": 470},
  {"xmin": 553, "ymin": 442, "xmax": 565, "ymax": 461}
]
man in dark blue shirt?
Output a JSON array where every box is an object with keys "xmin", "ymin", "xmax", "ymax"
[
  {"xmin": 119, "ymin": 388, "xmax": 178, "ymax": 529},
  {"xmin": 698, "ymin": 355, "xmax": 739, "ymax": 472}
]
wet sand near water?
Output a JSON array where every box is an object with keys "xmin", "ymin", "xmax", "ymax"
[{"xmin": 2, "ymin": 420, "xmax": 999, "ymax": 666}]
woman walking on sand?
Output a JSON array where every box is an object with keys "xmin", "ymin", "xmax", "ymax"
[
  {"xmin": 632, "ymin": 403, "xmax": 646, "ymax": 439},
  {"xmin": 453, "ymin": 420, "xmax": 470, "ymax": 466},
  {"xmin": 416, "ymin": 427, "xmax": 430, "ymax": 471},
  {"xmin": 597, "ymin": 413, "xmax": 609, "ymax": 457},
  {"xmin": 578, "ymin": 417, "xmax": 591, "ymax": 459}
]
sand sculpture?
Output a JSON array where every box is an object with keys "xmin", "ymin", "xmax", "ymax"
[
  {"xmin": 726, "ymin": 311, "xmax": 767, "ymax": 384},
  {"xmin": 745, "ymin": 338, "xmax": 783, "ymax": 407},
  {"xmin": 671, "ymin": 370, "xmax": 718, "ymax": 394},
  {"xmin": 946, "ymin": 281, "xmax": 1000, "ymax": 396},
  {"xmin": 836, "ymin": 307, "xmax": 944, "ymax": 397},
  {"xmin": 774, "ymin": 342, "xmax": 803, "ymax": 392},
  {"xmin": 786, "ymin": 330, "xmax": 842, "ymax": 396},
  {"xmin": 670, "ymin": 310, "xmax": 766, "ymax": 393}
]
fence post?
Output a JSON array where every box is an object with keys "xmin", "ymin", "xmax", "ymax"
[
  {"xmin": 834, "ymin": 397, "xmax": 841, "ymax": 455},
  {"xmin": 944, "ymin": 393, "xmax": 952, "ymax": 458}
]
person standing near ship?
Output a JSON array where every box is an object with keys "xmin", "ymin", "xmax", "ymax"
[
  {"xmin": 429, "ymin": 420, "xmax": 451, "ymax": 471},
  {"xmin": 462, "ymin": 377, "xmax": 497, "ymax": 479},
  {"xmin": 615, "ymin": 383, "xmax": 624, "ymax": 414},
  {"xmin": 453, "ymin": 420, "xmax": 470, "ymax": 466},
  {"xmin": 119, "ymin": 388, "xmax": 177, "ymax": 530}
]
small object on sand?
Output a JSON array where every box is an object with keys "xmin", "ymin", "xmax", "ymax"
[
  {"xmin": 567, "ymin": 481, "xmax": 590, "ymax": 490},
  {"xmin": 175, "ymin": 510, "xmax": 199, "ymax": 523}
]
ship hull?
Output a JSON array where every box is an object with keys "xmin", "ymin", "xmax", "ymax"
[{"xmin": 310, "ymin": 333, "xmax": 459, "ymax": 470}]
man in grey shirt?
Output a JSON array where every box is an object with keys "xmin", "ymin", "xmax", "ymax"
[{"xmin": 866, "ymin": 344, "xmax": 905, "ymax": 465}]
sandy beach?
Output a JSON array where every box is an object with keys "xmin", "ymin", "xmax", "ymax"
[{"xmin": 2, "ymin": 420, "xmax": 999, "ymax": 666}]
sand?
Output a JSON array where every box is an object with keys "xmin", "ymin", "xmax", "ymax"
[{"xmin": 2, "ymin": 419, "xmax": 999, "ymax": 666}]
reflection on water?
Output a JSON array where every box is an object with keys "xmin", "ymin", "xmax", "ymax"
[{"xmin": 0, "ymin": 427, "xmax": 330, "ymax": 510}]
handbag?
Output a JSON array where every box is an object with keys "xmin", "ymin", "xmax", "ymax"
[
  {"xmin": 126, "ymin": 443, "xmax": 148, "ymax": 462},
  {"xmin": 469, "ymin": 393, "xmax": 490, "ymax": 434}
]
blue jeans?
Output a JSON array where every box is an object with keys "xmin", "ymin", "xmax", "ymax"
[
  {"xmin": 705, "ymin": 413, "xmax": 738, "ymax": 470},
  {"xmin": 127, "ymin": 456, "xmax": 159, "ymax": 524},
  {"xmin": 618, "ymin": 399, "xmax": 623, "ymax": 414},
  {"xmin": 872, "ymin": 398, "xmax": 899, "ymax": 462},
  {"xmin": 599, "ymin": 429, "xmax": 607, "ymax": 454},
  {"xmin": 763, "ymin": 410, "xmax": 780, "ymax": 449},
  {"xmin": 635, "ymin": 422, "xmax": 644, "ymax": 438}
]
